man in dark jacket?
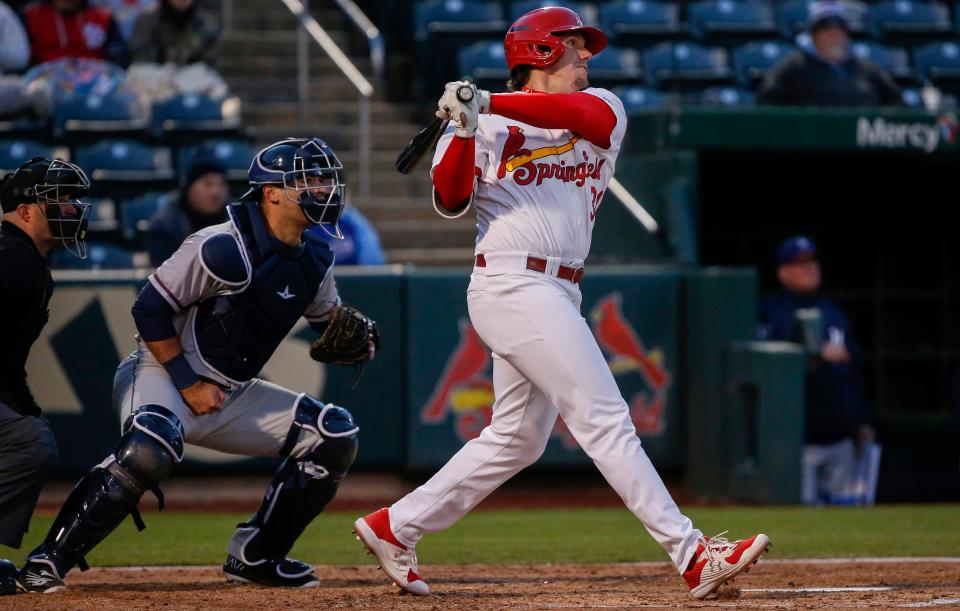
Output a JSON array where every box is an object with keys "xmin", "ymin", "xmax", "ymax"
[
  {"xmin": 759, "ymin": 236, "xmax": 875, "ymax": 505},
  {"xmin": 0, "ymin": 158, "xmax": 91, "ymax": 594},
  {"xmin": 758, "ymin": 1, "xmax": 902, "ymax": 107},
  {"xmin": 129, "ymin": 0, "xmax": 219, "ymax": 67},
  {"xmin": 145, "ymin": 157, "xmax": 228, "ymax": 266}
]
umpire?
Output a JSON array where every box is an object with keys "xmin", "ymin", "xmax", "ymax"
[{"xmin": 0, "ymin": 157, "xmax": 91, "ymax": 594}]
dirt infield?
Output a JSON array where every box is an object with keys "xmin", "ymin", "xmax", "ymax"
[{"xmin": 4, "ymin": 560, "xmax": 959, "ymax": 609}]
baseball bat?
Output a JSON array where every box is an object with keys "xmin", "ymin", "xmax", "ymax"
[{"xmin": 395, "ymin": 84, "xmax": 475, "ymax": 175}]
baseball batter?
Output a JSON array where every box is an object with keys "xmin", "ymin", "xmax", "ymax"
[
  {"xmin": 355, "ymin": 8, "xmax": 769, "ymax": 600},
  {"xmin": 17, "ymin": 138, "xmax": 377, "ymax": 593}
]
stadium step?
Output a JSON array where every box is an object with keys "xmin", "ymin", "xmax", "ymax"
[{"xmin": 215, "ymin": 1, "xmax": 473, "ymax": 265}]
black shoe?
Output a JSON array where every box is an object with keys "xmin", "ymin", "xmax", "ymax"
[
  {"xmin": 223, "ymin": 554, "xmax": 319, "ymax": 588},
  {"xmin": 0, "ymin": 559, "xmax": 18, "ymax": 596},
  {"xmin": 16, "ymin": 560, "xmax": 66, "ymax": 594}
]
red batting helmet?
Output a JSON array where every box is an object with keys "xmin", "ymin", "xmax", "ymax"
[{"xmin": 503, "ymin": 7, "xmax": 608, "ymax": 71}]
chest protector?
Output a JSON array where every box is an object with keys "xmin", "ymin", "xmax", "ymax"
[{"xmin": 193, "ymin": 202, "xmax": 333, "ymax": 383}]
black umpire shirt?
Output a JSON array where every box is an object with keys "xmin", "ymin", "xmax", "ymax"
[
  {"xmin": 0, "ymin": 221, "xmax": 53, "ymax": 416},
  {"xmin": 757, "ymin": 49, "xmax": 903, "ymax": 107}
]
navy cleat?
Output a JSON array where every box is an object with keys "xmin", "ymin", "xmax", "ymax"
[
  {"xmin": 16, "ymin": 559, "xmax": 66, "ymax": 594},
  {"xmin": 223, "ymin": 554, "xmax": 320, "ymax": 588}
]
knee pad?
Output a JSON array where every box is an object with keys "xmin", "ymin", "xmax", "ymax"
[
  {"xmin": 282, "ymin": 395, "xmax": 358, "ymax": 478},
  {"xmin": 114, "ymin": 404, "xmax": 184, "ymax": 492}
]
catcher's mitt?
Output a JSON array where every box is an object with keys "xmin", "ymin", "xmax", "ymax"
[{"xmin": 309, "ymin": 305, "xmax": 379, "ymax": 365}]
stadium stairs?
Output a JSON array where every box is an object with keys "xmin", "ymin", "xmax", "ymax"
[{"xmin": 216, "ymin": 0, "xmax": 476, "ymax": 266}]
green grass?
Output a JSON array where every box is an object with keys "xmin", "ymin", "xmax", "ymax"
[{"xmin": 7, "ymin": 505, "xmax": 959, "ymax": 567}]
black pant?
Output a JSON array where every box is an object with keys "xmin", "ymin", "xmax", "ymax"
[{"xmin": 0, "ymin": 402, "xmax": 57, "ymax": 549}]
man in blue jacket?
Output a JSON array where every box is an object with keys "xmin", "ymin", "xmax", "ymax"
[{"xmin": 760, "ymin": 236, "xmax": 874, "ymax": 505}]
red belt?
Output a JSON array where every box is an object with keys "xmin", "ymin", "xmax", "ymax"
[{"xmin": 475, "ymin": 254, "xmax": 585, "ymax": 284}]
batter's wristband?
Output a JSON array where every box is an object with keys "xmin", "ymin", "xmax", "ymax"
[{"xmin": 163, "ymin": 354, "xmax": 200, "ymax": 391}]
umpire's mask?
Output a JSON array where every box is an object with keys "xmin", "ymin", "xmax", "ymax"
[{"xmin": 1, "ymin": 158, "xmax": 92, "ymax": 258}]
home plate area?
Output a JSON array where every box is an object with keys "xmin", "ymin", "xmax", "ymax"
[{"xmin": 3, "ymin": 559, "xmax": 958, "ymax": 609}]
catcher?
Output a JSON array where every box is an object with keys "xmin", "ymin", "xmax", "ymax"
[{"xmin": 17, "ymin": 137, "xmax": 377, "ymax": 593}]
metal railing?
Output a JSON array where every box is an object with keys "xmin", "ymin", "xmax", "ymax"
[{"xmin": 278, "ymin": 0, "xmax": 378, "ymax": 198}]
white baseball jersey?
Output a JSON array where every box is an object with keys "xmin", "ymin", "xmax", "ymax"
[{"xmin": 430, "ymin": 87, "xmax": 628, "ymax": 262}]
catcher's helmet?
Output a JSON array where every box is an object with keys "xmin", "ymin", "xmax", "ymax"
[
  {"xmin": 0, "ymin": 157, "xmax": 92, "ymax": 258},
  {"xmin": 504, "ymin": 7, "xmax": 607, "ymax": 71},
  {"xmin": 247, "ymin": 137, "xmax": 345, "ymax": 238}
]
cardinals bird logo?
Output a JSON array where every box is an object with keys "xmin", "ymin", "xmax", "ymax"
[{"xmin": 420, "ymin": 293, "xmax": 671, "ymax": 444}]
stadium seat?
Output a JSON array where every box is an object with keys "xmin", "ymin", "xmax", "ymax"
[
  {"xmin": 508, "ymin": 1, "xmax": 597, "ymax": 25},
  {"xmin": 178, "ymin": 139, "xmax": 255, "ymax": 193},
  {"xmin": 416, "ymin": 0, "xmax": 505, "ymax": 37},
  {"xmin": 611, "ymin": 85, "xmax": 668, "ymax": 111},
  {"xmin": 599, "ymin": 1, "xmax": 683, "ymax": 44},
  {"xmin": 53, "ymin": 87, "xmax": 147, "ymax": 143},
  {"xmin": 73, "ymin": 139, "xmax": 175, "ymax": 198},
  {"xmin": 698, "ymin": 85, "xmax": 757, "ymax": 106},
  {"xmin": 119, "ymin": 191, "xmax": 171, "ymax": 242},
  {"xmin": 585, "ymin": 46, "xmax": 643, "ymax": 87},
  {"xmin": 850, "ymin": 41, "xmax": 914, "ymax": 83},
  {"xmin": 84, "ymin": 197, "xmax": 119, "ymax": 233},
  {"xmin": 778, "ymin": 0, "xmax": 868, "ymax": 38},
  {"xmin": 913, "ymin": 41, "xmax": 960, "ymax": 92},
  {"xmin": 414, "ymin": 1, "xmax": 507, "ymax": 104},
  {"xmin": 733, "ymin": 40, "xmax": 795, "ymax": 87},
  {"xmin": 458, "ymin": 40, "xmax": 510, "ymax": 92},
  {"xmin": 868, "ymin": 0, "xmax": 951, "ymax": 42},
  {"xmin": 688, "ymin": 0, "xmax": 778, "ymax": 44},
  {"xmin": 644, "ymin": 42, "xmax": 733, "ymax": 92},
  {"xmin": 151, "ymin": 93, "xmax": 243, "ymax": 145},
  {"xmin": 49, "ymin": 242, "xmax": 140, "ymax": 270},
  {"xmin": 0, "ymin": 139, "xmax": 62, "ymax": 173}
]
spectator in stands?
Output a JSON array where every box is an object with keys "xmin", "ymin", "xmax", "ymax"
[
  {"xmin": 757, "ymin": 1, "xmax": 901, "ymax": 107},
  {"xmin": 145, "ymin": 157, "xmax": 228, "ymax": 266},
  {"xmin": 129, "ymin": 0, "xmax": 219, "ymax": 67},
  {"xmin": 0, "ymin": 2, "xmax": 29, "ymax": 73},
  {"xmin": 758, "ymin": 236, "xmax": 875, "ymax": 505},
  {"xmin": 22, "ymin": 0, "xmax": 129, "ymax": 67},
  {"xmin": 307, "ymin": 206, "xmax": 386, "ymax": 266}
]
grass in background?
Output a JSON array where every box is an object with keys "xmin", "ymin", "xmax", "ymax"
[{"xmin": 7, "ymin": 505, "xmax": 958, "ymax": 567}]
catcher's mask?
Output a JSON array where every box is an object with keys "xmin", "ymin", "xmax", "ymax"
[
  {"xmin": 0, "ymin": 157, "xmax": 92, "ymax": 258},
  {"xmin": 245, "ymin": 137, "xmax": 345, "ymax": 239}
]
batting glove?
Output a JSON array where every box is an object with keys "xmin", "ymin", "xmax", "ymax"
[{"xmin": 436, "ymin": 82, "xmax": 490, "ymax": 138}]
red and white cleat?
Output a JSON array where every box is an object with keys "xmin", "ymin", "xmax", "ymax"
[
  {"xmin": 353, "ymin": 508, "xmax": 430, "ymax": 596},
  {"xmin": 683, "ymin": 532, "xmax": 771, "ymax": 599}
]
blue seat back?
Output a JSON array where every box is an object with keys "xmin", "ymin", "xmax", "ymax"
[
  {"xmin": 600, "ymin": 1, "xmax": 680, "ymax": 36},
  {"xmin": 611, "ymin": 85, "xmax": 668, "ymax": 111},
  {"xmin": 179, "ymin": 139, "xmax": 254, "ymax": 176},
  {"xmin": 914, "ymin": 41, "xmax": 960, "ymax": 80},
  {"xmin": 644, "ymin": 42, "xmax": 732, "ymax": 84},
  {"xmin": 699, "ymin": 85, "xmax": 756, "ymax": 106},
  {"xmin": 415, "ymin": 0, "xmax": 504, "ymax": 36},
  {"xmin": 587, "ymin": 46, "xmax": 643, "ymax": 80},
  {"xmin": 851, "ymin": 42, "xmax": 912, "ymax": 80},
  {"xmin": 0, "ymin": 139, "xmax": 55, "ymax": 172},
  {"xmin": 458, "ymin": 40, "xmax": 508, "ymax": 77},
  {"xmin": 509, "ymin": 0, "xmax": 593, "ymax": 23},
  {"xmin": 74, "ymin": 140, "xmax": 171, "ymax": 172},
  {"xmin": 688, "ymin": 0, "xmax": 777, "ymax": 39},
  {"xmin": 869, "ymin": 0, "xmax": 951, "ymax": 37},
  {"xmin": 120, "ymin": 191, "xmax": 172, "ymax": 241},
  {"xmin": 733, "ymin": 40, "xmax": 795, "ymax": 84}
]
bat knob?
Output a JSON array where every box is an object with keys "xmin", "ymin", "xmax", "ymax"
[{"xmin": 456, "ymin": 85, "xmax": 475, "ymax": 104}]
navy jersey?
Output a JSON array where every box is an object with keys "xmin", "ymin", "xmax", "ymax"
[{"xmin": 760, "ymin": 292, "xmax": 870, "ymax": 444}]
